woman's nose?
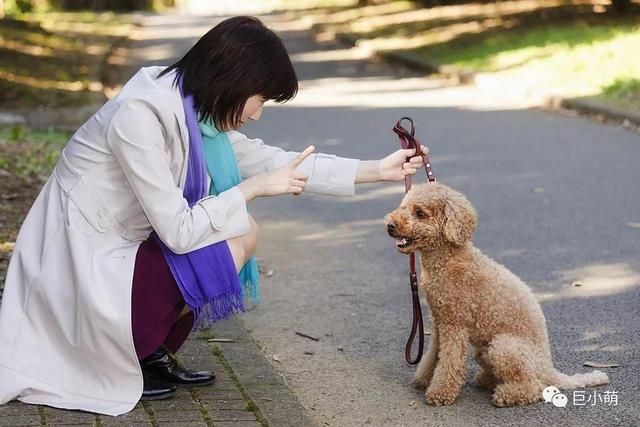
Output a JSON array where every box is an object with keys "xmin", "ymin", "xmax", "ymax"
[{"xmin": 250, "ymin": 104, "xmax": 263, "ymax": 121}]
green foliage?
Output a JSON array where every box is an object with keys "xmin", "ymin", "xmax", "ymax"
[
  {"xmin": 0, "ymin": 126, "xmax": 69, "ymax": 182},
  {"xmin": 598, "ymin": 78, "xmax": 640, "ymax": 110},
  {"xmin": 0, "ymin": 12, "xmax": 133, "ymax": 110}
]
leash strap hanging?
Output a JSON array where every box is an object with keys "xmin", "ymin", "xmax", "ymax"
[{"xmin": 392, "ymin": 117, "xmax": 435, "ymax": 365}]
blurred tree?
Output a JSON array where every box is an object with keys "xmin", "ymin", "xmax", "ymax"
[
  {"xmin": 55, "ymin": 0, "xmax": 153, "ymax": 9},
  {"xmin": 611, "ymin": 0, "xmax": 631, "ymax": 12}
]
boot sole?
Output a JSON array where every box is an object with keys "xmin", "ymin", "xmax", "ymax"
[{"xmin": 140, "ymin": 390, "xmax": 176, "ymax": 401}]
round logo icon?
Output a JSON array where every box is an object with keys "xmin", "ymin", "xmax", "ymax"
[
  {"xmin": 542, "ymin": 386, "xmax": 560, "ymax": 403},
  {"xmin": 551, "ymin": 393, "xmax": 568, "ymax": 408}
]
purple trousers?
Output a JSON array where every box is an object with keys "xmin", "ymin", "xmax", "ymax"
[{"xmin": 131, "ymin": 238, "xmax": 194, "ymax": 360}]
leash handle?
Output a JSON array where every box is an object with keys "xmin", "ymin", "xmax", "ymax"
[
  {"xmin": 393, "ymin": 117, "xmax": 433, "ymax": 365},
  {"xmin": 392, "ymin": 117, "xmax": 435, "ymax": 187}
]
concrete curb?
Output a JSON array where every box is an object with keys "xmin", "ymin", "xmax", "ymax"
[
  {"xmin": 548, "ymin": 96, "xmax": 640, "ymax": 126},
  {"xmin": 313, "ymin": 24, "xmax": 639, "ymax": 127}
]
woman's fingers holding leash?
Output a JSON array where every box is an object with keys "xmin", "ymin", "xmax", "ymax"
[{"xmin": 401, "ymin": 145, "xmax": 429, "ymax": 158}]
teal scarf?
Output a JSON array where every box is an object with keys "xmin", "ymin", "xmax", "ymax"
[{"xmin": 198, "ymin": 120, "xmax": 260, "ymax": 304}]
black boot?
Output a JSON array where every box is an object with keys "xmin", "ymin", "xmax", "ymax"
[
  {"xmin": 142, "ymin": 346, "xmax": 215, "ymax": 386},
  {"xmin": 141, "ymin": 373, "xmax": 176, "ymax": 401}
]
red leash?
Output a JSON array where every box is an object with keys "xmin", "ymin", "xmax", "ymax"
[{"xmin": 392, "ymin": 117, "xmax": 435, "ymax": 365}]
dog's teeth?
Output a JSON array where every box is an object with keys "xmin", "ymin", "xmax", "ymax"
[{"xmin": 395, "ymin": 238, "xmax": 407, "ymax": 246}]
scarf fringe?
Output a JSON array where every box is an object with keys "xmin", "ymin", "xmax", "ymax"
[
  {"xmin": 242, "ymin": 278, "xmax": 260, "ymax": 304},
  {"xmin": 191, "ymin": 290, "xmax": 245, "ymax": 329}
]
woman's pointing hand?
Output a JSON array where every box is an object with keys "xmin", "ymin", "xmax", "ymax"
[{"xmin": 239, "ymin": 145, "xmax": 315, "ymax": 201}]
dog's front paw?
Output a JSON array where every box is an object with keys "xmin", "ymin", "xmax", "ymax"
[
  {"xmin": 425, "ymin": 387, "xmax": 457, "ymax": 406},
  {"xmin": 412, "ymin": 372, "xmax": 432, "ymax": 390}
]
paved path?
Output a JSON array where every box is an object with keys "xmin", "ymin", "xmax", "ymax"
[{"xmin": 237, "ymin": 11, "xmax": 640, "ymax": 427}]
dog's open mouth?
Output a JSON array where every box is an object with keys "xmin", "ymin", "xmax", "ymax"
[{"xmin": 394, "ymin": 237, "xmax": 414, "ymax": 249}]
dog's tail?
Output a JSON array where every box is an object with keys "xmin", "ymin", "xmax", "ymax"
[{"xmin": 548, "ymin": 368, "xmax": 610, "ymax": 390}]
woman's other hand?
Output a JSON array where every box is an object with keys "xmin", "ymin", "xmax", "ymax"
[
  {"xmin": 378, "ymin": 145, "xmax": 429, "ymax": 182},
  {"xmin": 239, "ymin": 145, "xmax": 315, "ymax": 201}
]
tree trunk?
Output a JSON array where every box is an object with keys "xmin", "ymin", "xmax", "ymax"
[{"xmin": 611, "ymin": 0, "xmax": 632, "ymax": 13}]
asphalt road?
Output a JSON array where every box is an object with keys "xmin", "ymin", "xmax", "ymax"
[{"xmin": 126, "ymin": 11, "xmax": 640, "ymax": 427}]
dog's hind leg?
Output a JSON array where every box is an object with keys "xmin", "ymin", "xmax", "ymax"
[
  {"xmin": 474, "ymin": 347, "xmax": 498, "ymax": 390},
  {"xmin": 413, "ymin": 324, "xmax": 439, "ymax": 389},
  {"xmin": 487, "ymin": 334, "xmax": 545, "ymax": 407}
]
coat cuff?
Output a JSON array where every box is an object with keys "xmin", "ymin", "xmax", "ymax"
[
  {"xmin": 305, "ymin": 155, "xmax": 359, "ymax": 196},
  {"xmin": 196, "ymin": 186, "xmax": 250, "ymax": 238}
]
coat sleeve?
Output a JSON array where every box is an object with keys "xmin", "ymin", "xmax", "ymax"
[
  {"xmin": 228, "ymin": 131, "xmax": 359, "ymax": 196},
  {"xmin": 107, "ymin": 100, "xmax": 250, "ymax": 254}
]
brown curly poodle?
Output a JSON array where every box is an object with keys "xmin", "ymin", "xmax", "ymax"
[{"xmin": 385, "ymin": 182, "xmax": 609, "ymax": 407}]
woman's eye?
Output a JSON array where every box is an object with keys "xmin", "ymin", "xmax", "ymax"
[{"xmin": 416, "ymin": 210, "xmax": 426, "ymax": 219}]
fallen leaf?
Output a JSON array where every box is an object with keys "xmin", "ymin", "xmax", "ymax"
[
  {"xmin": 272, "ymin": 354, "xmax": 282, "ymax": 362},
  {"xmin": 583, "ymin": 361, "xmax": 619, "ymax": 368},
  {"xmin": 265, "ymin": 269, "xmax": 275, "ymax": 277},
  {"xmin": 409, "ymin": 400, "xmax": 416, "ymax": 406},
  {"xmin": 572, "ymin": 281, "xmax": 584, "ymax": 287},
  {"xmin": 337, "ymin": 346, "xmax": 344, "ymax": 351},
  {"xmin": 625, "ymin": 222, "xmax": 640, "ymax": 229},
  {"xmin": 424, "ymin": 330, "xmax": 431, "ymax": 336}
]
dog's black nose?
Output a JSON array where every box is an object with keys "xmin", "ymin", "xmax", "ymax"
[{"xmin": 387, "ymin": 222, "xmax": 396, "ymax": 233}]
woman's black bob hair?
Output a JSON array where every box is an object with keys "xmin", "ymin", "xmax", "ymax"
[{"xmin": 158, "ymin": 16, "xmax": 298, "ymax": 130}]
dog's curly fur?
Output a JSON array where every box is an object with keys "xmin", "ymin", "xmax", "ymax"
[{"xmin": 385, "ymin": 183, "xmax": 609, "ymax": 407}]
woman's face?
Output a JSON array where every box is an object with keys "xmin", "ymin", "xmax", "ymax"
[{"xmin": 238, "ymin": 94, "xmax": 265, "ymax": 128}]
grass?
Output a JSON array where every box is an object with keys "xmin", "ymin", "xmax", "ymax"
[
  {"xmin": 0, "ymin": 11, "xmax": 134, "ymax": 111},
  {"xmin": 304, "ymin": 0, "xmax": 640, "ymax": 111},
  {"xmin": 0, "ymin": 126, "xmax": 69, "ymax": 293}
]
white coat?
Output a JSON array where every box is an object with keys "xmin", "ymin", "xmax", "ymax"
[{"xmin": 0, "ymin": 66, "xmax": 359, "ymax": 415}]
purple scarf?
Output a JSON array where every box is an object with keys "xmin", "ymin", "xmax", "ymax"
[{"xmin": 152, "ymin": 85, "xmax": 244, "ymax": 327}]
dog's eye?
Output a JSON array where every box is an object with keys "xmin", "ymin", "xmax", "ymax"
[{"xmin": 415, "ymin": 210, "xmax": 427, "ymax": 219}]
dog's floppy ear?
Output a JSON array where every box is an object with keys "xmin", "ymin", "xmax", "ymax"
[{"xmin": 443, "ymin": 191, "xmax": 477, "ymax": 246}]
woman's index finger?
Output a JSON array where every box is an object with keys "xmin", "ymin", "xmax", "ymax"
[{"xmin": 290, "ymin": 145, "xmax": 315, "ymax": 168}]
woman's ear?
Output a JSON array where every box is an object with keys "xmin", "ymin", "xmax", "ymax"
[{"xmin": 443, "ymin": 191, "xmax": 477, "ymax": 246}]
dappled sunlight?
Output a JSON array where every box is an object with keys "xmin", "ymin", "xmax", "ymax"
[
  {"xmin": 271, "ymin": 75, "xmax": 528, "ymax": 109},
  {"xmin": 0, "ymin": 39, "xmax": 54, "ymax": 57},
  {"xmin": 572, "ymin": 327, "xmax": 625, "ymax": 355},
  {"xmin": 296, "ymin": 226, "xmax": 370, "ymax": 243},
  {"xmin": 354, "ymin": 0, "xmax": 569, "ymax": 31},
  {"xmin": 357, "ymin": 17, "xmax": 519, "ymax": 53},
  {"xmin": 309, "ymin": 0, "xmax": 595, "ymax": 39},
  {"xmin": 349, "ymin": 184, "xmax": 404, "ymax": 202},
  {"xmin": 130, "ymin": 24, "xmax": 214, "ymax": 42},
  {"xmin": 290, "ymin": 47, "xmax": 371, "ymax": 63},
  {"xmin": 0, "ymin": 69, "xmax": 102, "ymax": 92},
  {"xmin": 308, "ymin": 1, "xmax": 412, "ymax": 26},
  {"xmin": 260, "ymin": 218, "xmax": 371, "ymax": 247},
  {"xmin": 536, "ymin": 263, "xmax": 640, "ymax": 302}
]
